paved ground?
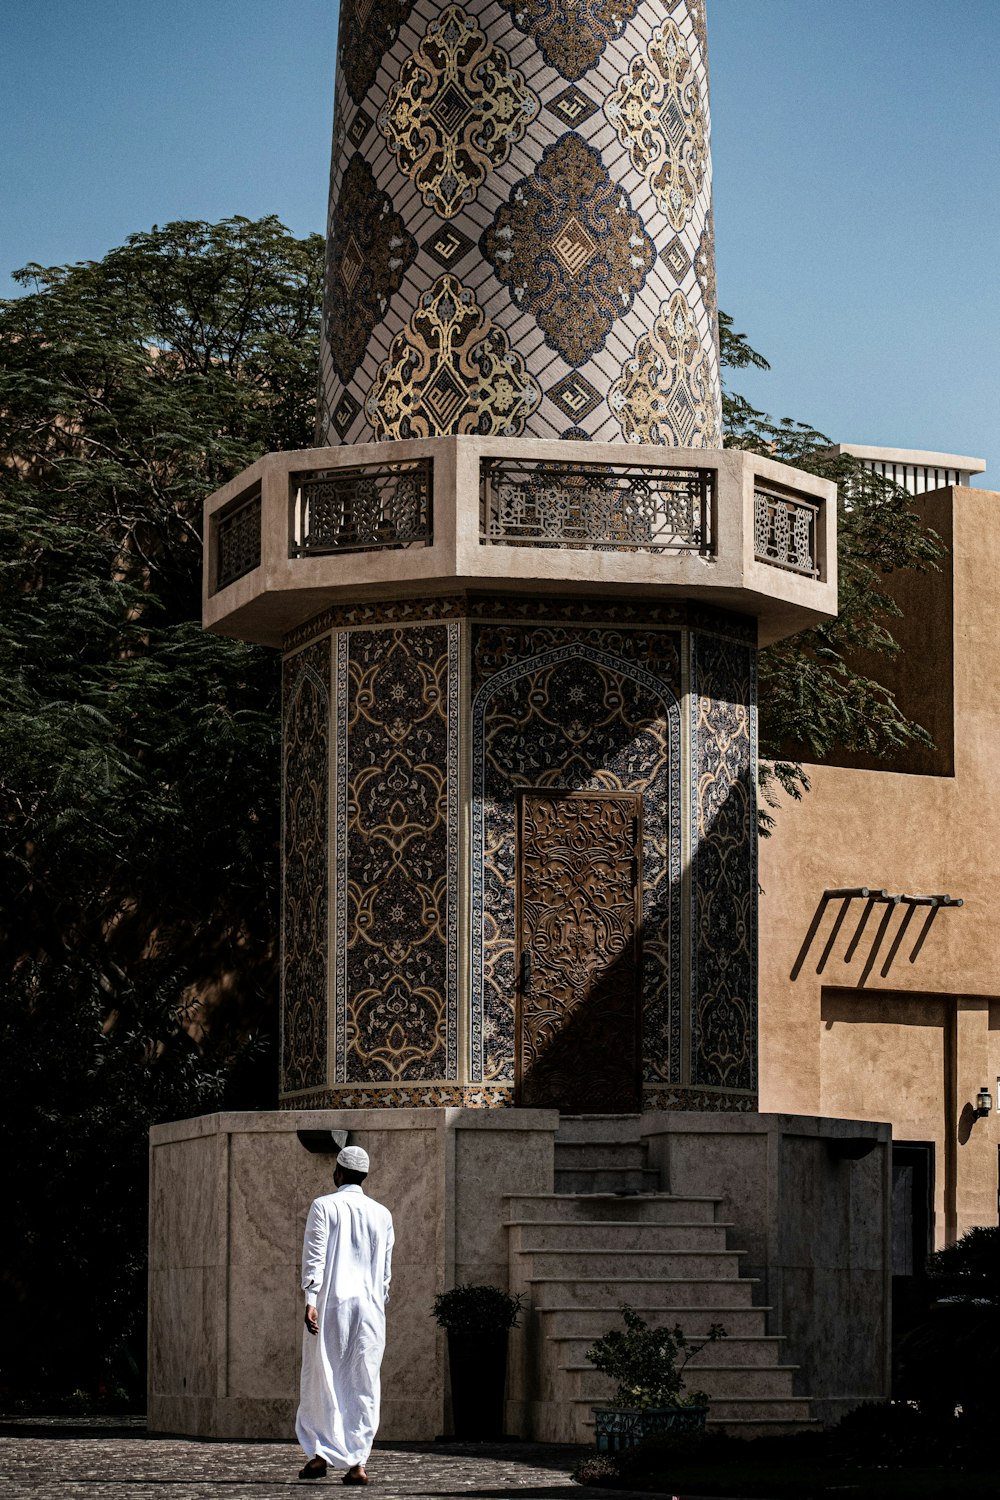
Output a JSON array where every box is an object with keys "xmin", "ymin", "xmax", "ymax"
[{"xmin": 0, "ymin": 1423, "xmax": 619, "ymax": 1500}]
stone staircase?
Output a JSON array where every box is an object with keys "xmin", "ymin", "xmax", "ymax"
[{"xmin": 506, "ymin": 1115, "xmax": 816, "ymax": 1443}]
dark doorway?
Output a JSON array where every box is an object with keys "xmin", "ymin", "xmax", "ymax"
[
  {"xmin": 891, "ymin": 1141, "xmax": 935, "ymax": 1394},
  {"xmin": 516, "ymin": 791, "xmax": 642, "ymax": 1112},
  {"xmin": 892, "ymin": 1142, "xmax": 934, "ymax": 1277}
]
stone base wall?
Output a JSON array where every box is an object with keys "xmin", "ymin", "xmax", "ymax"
[
  {"xmin": 147, "ymin": 1108, "xmax": 556, "ymax": 1440},
  {"xmin": 148, "ymin": 1108, "xmax": 891, "ymax": 1440}
]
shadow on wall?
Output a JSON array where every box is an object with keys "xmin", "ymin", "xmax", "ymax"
[
  {"xmin": 791, "ymin": 888, "xmax": 963, "ymax": 989},
  {"xmin": 517, "ymin": 759, "xmax": 756, "ymax": 1110}
]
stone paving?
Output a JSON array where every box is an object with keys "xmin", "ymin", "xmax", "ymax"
[{"xmin": 0, "ymin": 1425, "xmax": 613, "ymax": 1500}]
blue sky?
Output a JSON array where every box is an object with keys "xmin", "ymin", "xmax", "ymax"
[{"xmin": 3, "ymin": 0, "xmax": 997, "ymax": 480}]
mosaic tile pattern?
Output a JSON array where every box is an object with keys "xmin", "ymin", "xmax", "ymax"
[
  {"xmin": 606, "ymin": 18, "xmax": 707, "ymax": 229},
  {"xmin": 379, "ymin": 5, "xmax": 539, "ymax": 219},
  {"xmin": 336, "ymin": 624, "xmax": 460, "ymax": 1083},
  {"xmin": 281, "ymin": 639, "xmax": 331, "ymax": 1094},
  {"xmin": 471, "ymin": 622, "xmax": 683, "ymax": 1087},
  {"xmin": 611, "ymin": 288, "xmax": 720, "ymax": 446},
  {"xmin": 496, "ymin": 0, "xmax": 645, "ymax": 80},
  {"xmin": 278, "ymin": 600, "xmax": 757, "ymax": 1108},
  {"xmin": 326, "ymin": 153, "xmax": 417, "ymax": 385},
  {"xmin": 690, "ymin": 629, "xmax": 757, "ymax": 1093},
  {"xmin": 280, "ymin": 1084, "xmax": 514, "ymax": 1109},
  {"xmin": 318, "ymin": 0, "xmax": 721, "ymax": 445},
  {"xmin": 366, "ymin": 273, "xmax": 541, "ymax": 437},
  {"xmin": 480, "ymin": 133, "xmax": 656, "ymax": 366}
]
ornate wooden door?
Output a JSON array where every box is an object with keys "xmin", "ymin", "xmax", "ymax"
[{"xmin": 517, "ymin": 792, "xmax": 642, "ymax": 1112}]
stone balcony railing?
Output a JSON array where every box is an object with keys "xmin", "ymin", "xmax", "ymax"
[{"xmin": 203, "ymin": 436, "xmax": 837, "ymax": 648}]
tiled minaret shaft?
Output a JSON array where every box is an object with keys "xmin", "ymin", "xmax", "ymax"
[{"xmin": 318, "ymin": 0, "xmax": 720, "ymax": 447}]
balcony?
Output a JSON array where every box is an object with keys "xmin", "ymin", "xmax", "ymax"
[{"xmin": 204, "ymin": 436, "xmax": 837, "ymax": 648}]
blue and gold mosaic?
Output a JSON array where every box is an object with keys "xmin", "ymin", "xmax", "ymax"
[
  {"xmin": 281, "ymin": 638, "xmax": 331, "ymax": 1095},
  {"xmin": 279, "ymin": 600, "xmax": 757, "ymax": 1109},
  {"xmin": 336, "ymin": 624, "xmax": 461, "ymax": 1083},
  {"xmin": 318, "ymin": 0, "xmax": 721, "ymax": 445}
]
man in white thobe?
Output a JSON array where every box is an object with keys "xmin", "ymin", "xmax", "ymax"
[{"xmin": 296, "ymin": 1145, "xmax": 394, "ymax": 1483}]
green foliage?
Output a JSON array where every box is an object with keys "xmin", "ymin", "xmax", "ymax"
[
  {"xmin": 585, "ymin": 1305, "xmax": 725, "ymax": 1411},
  {"xmin": 572, "ymin": 1404, "xmax": 995, "ymax": 1494},
  {"xmin": 431, "ymin": 1284, "xmax": 525, "ymax": 1334},
  {"xmin": 719, "ymin": 313, "xmax": 944, "ymax": 827},
  {"xmin": 0, "ymin": 216, "xmax": 324, "ymax": 1401},
  {"xmin": 926, "ymin": 1224, "xmax": 1000, "ymax": 1302},
  {"xmin": 895, "ymin": 1228, "xmax": 1000, "ymax": 1426}
]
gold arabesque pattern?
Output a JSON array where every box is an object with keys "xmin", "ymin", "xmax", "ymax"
[
  {"xmin": 320, "ymin": 0, "xmax": 721, "ymax": 445},
  {"xmin": 606, "ymin": 19, "xmax": 707, "ymax": 232},
  {"xmin": 610, "ymin": 290, "xmax": 718, "ymax": 447},
  {"xmin": 379, "ymin": 4, "xmax": 539, "ymax": 219},
  {"xmin": 365, "ymin": 274, "xmax": 541, "ymax": 439}
]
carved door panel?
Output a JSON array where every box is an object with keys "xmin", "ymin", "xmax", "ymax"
[{"xmin": 517, "ymin": 792, "xmax": 642, "ymax": 1112}]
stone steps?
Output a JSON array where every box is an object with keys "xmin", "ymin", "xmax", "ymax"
[
  {"xmin": 548, "ymin": 1333, "xmax": 788, "ymax": 1368},
  {"xmin": 517, "ymin": 1247, "xmax": 749, "ymax": 1280},
  {"xmin": 509, "ymin": 1220, "xmax": 735, "ymax": 1252},
  {"xmin": 524, "ymin": 1275, "xmax": 761, "ymax": 1309},
  {"xmin": 505, "ymin": 1116, "xmax": 816, "ymax": 1445},
  {"xmin": 565, "ymin": 1361, "xmax": 801, "ymax": 1399},
  {"xmin": 534, "ymin": 1304, "xmax": 778, "ymax": 1338},
  {"xmin": 505, "ymin": 1192, "xmax": 722, "ymax": 1225},
  {"xmin": 553, "ymin": 1141, "xmax": 649, "ymax": 1171},
  {"xmin": 554, "ymin": 1165, "xmax": 662, "ymax": 1194},
  {"xmin": 555, "ymin": 1114, "xmax": 646, "ymax": 1144}
]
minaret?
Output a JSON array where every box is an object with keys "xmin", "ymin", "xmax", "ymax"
[
  {"xmin": 202, "ymin": 0, "xmax": 837, "ymax": 1115},
  {"xmin": 318, "ymin": 0, "xmax": 721, "ymax": 448}
]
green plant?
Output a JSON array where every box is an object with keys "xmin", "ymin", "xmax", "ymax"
[
  {"xmin": 431, "ymin": 1283, "xmax": 525, "ymax": 1334},
  {"xmin": 586, "ymin": 1305, "xmax": 725, "ymax": 1411},
  {"xmin": 572, "ymin": 1452, "xmax": 621, "ymax": 1486},
  {"xmin": 926, "ymin": 1225, "xmax": 1000, "ymax": 1302}
]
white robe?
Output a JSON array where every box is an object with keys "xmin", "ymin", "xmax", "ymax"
[{"xmin": 295, "ymin": 1184, "xmax": 395, "ymax": 1467}]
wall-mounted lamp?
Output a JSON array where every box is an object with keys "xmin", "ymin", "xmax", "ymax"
[{"xmin": 974, "ymin": 1086, "xmax": 993, "ymax": 1119}]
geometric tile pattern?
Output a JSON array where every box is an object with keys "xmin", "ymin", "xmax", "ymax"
[
  {"xmin": 480, "ymin": 134, "xmax": 655, "ymax": 366},
  {"xmin": 547, "ymin": 371, "xmax": 603, "ymax": 423},
  {"xmin": 281, "ymin": 638, "xmax": 331, "ymax": 1095},
  {"xmin": 365, "ymin": 274, "xmax": 541, "ymax": 439},
  {"xmin": 689, "ymin": 629, "xmax": 757, "ymax": 1094},
  {"xmin": 278, "ymin": 599, "xmax": 757, "ymax": 1108},
  {"xmin": 545, "ymin": 83, "xmax": 600, "ymax": 127},
  {"xmin": 379, "ymin": 5, "xmax": 538, "ymax": 220},
  {"xmin": 318, "ymin": 0, "xmax": 721, "ymax": 445},
  {"xmin": 421, "ymin": 223, "xmax": 475, "ymax": 271},
  {"xmin": 335, "ymin": 624, "xmax": 460, "ymax": 1083}
]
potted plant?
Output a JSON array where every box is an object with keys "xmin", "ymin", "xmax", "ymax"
[
  {"xmin": 586, "ymin": 1305, "xmax": 726, "ymax": 1452},
  {"xmin": 432, "ymin": 1284, "xmax": 525, "ymax": 1440}
]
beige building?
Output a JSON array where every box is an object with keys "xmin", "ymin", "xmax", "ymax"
[{"xmin": 759, "ymin": 468, "xmax": 999, "ymax": 1269}]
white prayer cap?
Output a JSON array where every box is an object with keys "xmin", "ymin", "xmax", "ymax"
[{"xmin": 337, "ymin": 1145, "xmax": 370, "ymax": 1173}]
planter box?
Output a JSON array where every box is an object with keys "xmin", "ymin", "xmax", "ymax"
[
  {"xmin": 592, "ymin": 1404, "xmax": 708, "ymax": 1453},
  {"xmin": 448, "ymin": 1328, "xmax": 509, "ymax": 1439}
]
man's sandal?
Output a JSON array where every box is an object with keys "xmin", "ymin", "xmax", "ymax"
[
  {"xmin": 299, "ymin": 1457, "xmax": 328, "ymax": 1480},
  {"xmin": 342, "ymin": 1465, "xmax": 370, "ymax": 1485}
]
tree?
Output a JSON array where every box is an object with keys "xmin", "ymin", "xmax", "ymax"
[
  {"xmin": 719, "ymin": 313, "xmax": 943, "ymax": 825},
  {"xmin": 0, "ymin": 217, "xmax": 323, "ymax": 1401}
]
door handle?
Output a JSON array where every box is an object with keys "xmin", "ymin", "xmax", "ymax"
[{"xmin": 521, "ymin": 947, "xmax": 531, "ymax": 992}]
